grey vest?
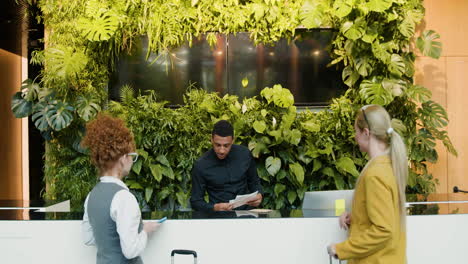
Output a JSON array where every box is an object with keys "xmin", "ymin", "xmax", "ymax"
[{"xmin": 87, "ymin": 182, "xmax": 144, "ymax": 264}]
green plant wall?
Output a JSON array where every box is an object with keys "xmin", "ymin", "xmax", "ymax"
[
  {"xmin": 12, "ymin": 0, "xmax": 456, "ymax": 210},
  {"xmin": 107, "ymin": 86, "xmax": 363, "ymax": 210}
]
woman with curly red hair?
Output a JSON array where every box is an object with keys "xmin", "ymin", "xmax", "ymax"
[{"xmin": 81, "ymin": 114, "xmax": 158, "ymax": 264}]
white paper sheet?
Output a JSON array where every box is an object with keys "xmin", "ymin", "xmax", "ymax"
[{"xmin": 229, "ymin": 191, "xmax": 258, "ymax": 209}]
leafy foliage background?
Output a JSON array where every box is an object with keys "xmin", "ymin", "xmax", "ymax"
[{"xmin": 13, "ymin": 0, "xmax": 456, "ymax": 210}]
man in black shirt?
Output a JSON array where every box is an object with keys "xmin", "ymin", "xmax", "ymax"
[{"xmin": 190, "ymin": 120, "xmax": 263, "ymax": 211}]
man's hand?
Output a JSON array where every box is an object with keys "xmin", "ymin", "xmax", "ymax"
[
  {"xmin": 214, "ymin": 203, "xmax": 234, "ymax": 211},
  {"xmin": 246, "ymin": 193, "xmax": 263, "ymax": 207}
]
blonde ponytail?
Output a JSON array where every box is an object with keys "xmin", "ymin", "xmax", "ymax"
[
  {"xmin": 356, "ymin": 105, "xmax": 408, "ymax": 228},
  {"xmin": 389, "ymin": 129, "xmax": 408, "ymax": 229}
]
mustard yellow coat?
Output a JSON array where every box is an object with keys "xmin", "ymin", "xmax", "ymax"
[{"xmin": 335, "ymin": 155, "xmax": 406, "ymax": 264}]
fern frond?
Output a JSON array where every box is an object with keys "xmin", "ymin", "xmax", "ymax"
[{"xmin": 120, "ymin": 84, "xmax": 135, "ymax": 105}]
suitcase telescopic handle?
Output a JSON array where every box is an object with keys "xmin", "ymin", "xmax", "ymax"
[
  {"xmin": 171, "ymin": 249, "xmax": 198, "ymax": 264},
  {"xmin": 329, "ymin": 255, "xmax": 342, "ymax": 264},
  {"xmin": 171, "ymin": 249, "xmax": 197, "ymax": 257}
]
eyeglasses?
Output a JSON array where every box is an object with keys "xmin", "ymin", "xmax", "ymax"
[
  {"xmin": 362, "ymin": 108, "xmax": 371, "ymax": 130},
  {"xmin": 127, "ymin": 152, "xmax": 139, "ymax": 163}
]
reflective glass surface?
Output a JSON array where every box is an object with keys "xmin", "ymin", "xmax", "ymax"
[
  {"xmin": 109, "ymin": 30, "xmax": 346, "ymax": 107},
  {"xmin": 1, "ymin": 193, "xmax": 467, "ymax": 221}
]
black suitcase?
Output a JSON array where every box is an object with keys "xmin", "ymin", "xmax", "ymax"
[
  {"xmin": 171, "ymin": 249, "xmax": 197, "ymax": 264},
  {"xmin": 329, "ymin": 255, "xmax": 342, "ymax": 264}
]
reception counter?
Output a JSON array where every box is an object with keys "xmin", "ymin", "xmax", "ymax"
[{"xmin": 0, "ymin": 198, "xmax": 467, "ymax": 264}]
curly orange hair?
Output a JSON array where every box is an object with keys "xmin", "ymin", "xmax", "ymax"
[{"xmin": 81, "ymin": 114, "xmax": 135, "ymax": 173}]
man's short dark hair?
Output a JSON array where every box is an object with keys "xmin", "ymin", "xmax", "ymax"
[{"xmin": 212, "ymin": 120, "xmax": 234, "ymax": 137}]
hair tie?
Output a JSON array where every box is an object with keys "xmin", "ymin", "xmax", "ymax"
[{"xmin": 386, "ymin": 127, "xmax": 394, "ymax": 135}]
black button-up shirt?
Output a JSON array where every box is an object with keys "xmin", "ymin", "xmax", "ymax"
[{"xmin": 190, "ymin": 145, "xmax": 263, "ymax": 211}]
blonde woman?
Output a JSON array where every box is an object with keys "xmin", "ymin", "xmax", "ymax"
[{"xmin": 327, "ymin": 105, "xmax": 407, "ymax": 263}]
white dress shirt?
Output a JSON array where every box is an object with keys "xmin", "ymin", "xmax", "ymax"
[{"xmin": 82, "ymin": 176, "xmax": 148, "ymax": 259}]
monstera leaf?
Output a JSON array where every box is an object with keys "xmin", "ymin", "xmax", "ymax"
[
  {"xmin": 46, "ymin": 47, "xmax": 88, "ymax": 80},
  {"xmin": 300, "ymin": 0, "xmax": 325, "ymax": 28},
  {"xmin": 391, "ymin": 118, "xmax": 407, "ymax": 135},
  {"xmin": 341, "ymin": 19, "xmax": 366, "ymax": 40},
  {"xmin": 382, "ymin": 78, "xmax": 407, "ymax": 97},
  {"xmin": 11, "ymin": 92, "xmax": 33, "ymax": 118},
  {"xmin": 342, "ymin": 66, "xmax": 360, "ymax": 87},
  {"xmin": 78, "ymin": 9, "xmax": 119, "ymax": 41},
  {"xmin": 11, "ymin": 79, "xmax": 43, "ymax": 118},
  {"xmin": 21, "ymin": 79, "xmax": 40, "ymax": 101},
  {"xmin": 332, "ymin": 0, "xmax": 353, "ymax": 18},
  {"xmin": 366, "ymin": 0, "xmax": 393, "ymax": 12},
  {"xmin": 76, "ymin": 95, "xmax": 101, "ymax": 121},
  {"xmin": 260, "ymin": 84, "xmax": 294, "ymax": 108},
  {"xmin": 419, "ymin": 101, "xmax": 448, "ymax": 129},
  {"xmin": 45, "ymin": 100, "xmax": 75, "ymax": 131},
  {"xmin": 398, "ymin": 14, "xmax": 415, "ymax": 38},
  {"xmin": 371, "ymin": 41, "xmax": 391, "ymax": 63},
  {"xmin": 412, "ymin": 128, "xmax": 438, "ymax": 163},
  {"xmin": 405, "ymin": 85, "xmax": 432, "ymax": 103},
  {"xmin": 359, "ymin": 79, "xmax": 393, "ymax": 106},
  {"xmin": 417, "ymin": 30, "xmax": 442, "ymax": 59},
  {"xmin": 387, "ymin": 54, "xmax": 406, "ymax": 77},
  {"xmin": 398, "ymin": 9, "xmax": 424, "ymax": 38},
  {"xmin": 362, "ymin": 23, "xmax": 379, "ymax": 43},
  {"xmin": 32, "ymin": 102, "xmax": 50, "ymax": 131},
  {"xmin": 355, "ymin": 57, "xmax": 373, "ymax": 77}
]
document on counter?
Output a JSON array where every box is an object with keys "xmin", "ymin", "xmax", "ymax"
[
  {"xmin": 235, "ymin": 210, "xmax": 259, "ymax": 218},
  {"xmin": 249, "ymin": 208, "xmax": 272, "ymax": 214},
  {"xmin": 229, "ymin": 191, "xmax": 258, "ymax": 209}
]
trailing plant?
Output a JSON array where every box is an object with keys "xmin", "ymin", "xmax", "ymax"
[{"xmin": 12, "ymin": 0, "xmax": 457, "ymax": 210}]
